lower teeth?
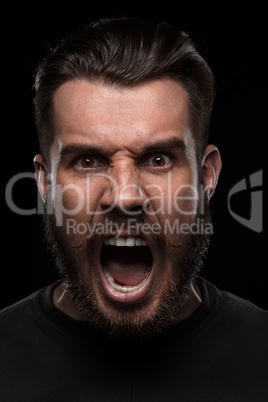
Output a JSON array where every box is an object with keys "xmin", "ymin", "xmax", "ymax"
[{"xmin": 104, "ymin": 269, "xmax": 149, "ymax": 293}]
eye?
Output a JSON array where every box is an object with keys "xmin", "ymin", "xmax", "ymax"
[
  {"xmin": 76, "ymin": 156, "xmax": 104, "ymax": 169},
  {"xmin": 145, "ymin": 154, "xmax": 173, "ymax": 168}
]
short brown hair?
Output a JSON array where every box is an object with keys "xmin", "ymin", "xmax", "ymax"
[{"xmin": 33, "ymin": 17, "xmax": 215, "ymax": 166}]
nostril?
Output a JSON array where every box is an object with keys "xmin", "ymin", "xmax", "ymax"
[
  {"xmin": 118, "ymin": 197, "xmax": 151, "ymax": 215},
  {"xmin": 99, "ymin": 178, "xmax": 150, "ymax": 215},
  {"xmin": 125, "ymin": 205, "xmax": 144, "ymax": 215},
  {"xmin": 100, "ymin": 200, "xmax": 150, "ymax": 217},
  {"xmin": 108, "ymin": 204, "xmax": 144, "ymax": 216}
]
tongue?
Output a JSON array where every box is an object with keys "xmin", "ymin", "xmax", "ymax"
[{"xmin": 103, "ymin": 246, "xmax": 152, "ymax": 286}]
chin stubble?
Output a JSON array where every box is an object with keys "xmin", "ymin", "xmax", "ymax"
[{"xmin": 43, "ymin": 207, "xmax": 212, "ymax": 337}]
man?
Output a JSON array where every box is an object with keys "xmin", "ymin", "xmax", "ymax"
[{"xmin": 1, "ymin": 17, "xmax": 267, "ymax": 401}]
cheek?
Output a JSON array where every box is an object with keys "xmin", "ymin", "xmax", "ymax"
[
  {"xmin": 58, "ymin": 174, "xmax": 117, "ymax": 216},
  {"xmin": 57, "ymin": 186, "xmax": 85, "ymax": 217},
  {"xmin": 144, "ymin": 171, "xmax": 198, "ymax": 218},
  {"xmin": 172, "ymin": 183, "xmax": 199, "ymax": 217},
  {"xmin": 52, "ymin": 179, "xmax": 101, "ymax": 227}
]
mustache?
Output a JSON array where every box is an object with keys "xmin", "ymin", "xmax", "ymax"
[{"xmin": 71, "ymin": 214, "xmax": 182, "ymax": 249}]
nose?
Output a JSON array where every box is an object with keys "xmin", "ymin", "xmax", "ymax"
[{"xmin": 99, "ymin": 164, "xmax": 149, "ymax": 215}]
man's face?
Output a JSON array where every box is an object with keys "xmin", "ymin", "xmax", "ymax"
[{"xmin": 36, "ymin": 79, "xmax": 219, "ymax": 335}]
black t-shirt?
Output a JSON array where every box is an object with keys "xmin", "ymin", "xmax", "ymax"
[{"xmin": 0, "ymin": 277, "xmax": 267, "ymax": 401}]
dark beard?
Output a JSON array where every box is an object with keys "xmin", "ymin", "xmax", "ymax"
[{"xmin": 43, "ymin": 206, "xmax": 212, "ymax": 338}]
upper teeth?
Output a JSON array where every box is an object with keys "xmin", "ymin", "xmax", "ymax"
[{"xmin": 104, "ymin": 236, "xmax": 147, "ymax": 247}]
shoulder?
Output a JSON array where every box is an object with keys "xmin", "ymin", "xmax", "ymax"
[
  {"xmin": 200, "ymin": 276, "xmax": 267, "ymax": 317},
  {"xmin": 209, "ymin": 280, "xmax": 268, "ymax": 343},
  {"xmin": 0, "ymin": 293, "xmax": 36, "ymax": 316},
  {"xmin": 199, "ymin": 276, "xmax": 268, "ymax": 335},
  {"xmin": 0, "ymin": 283, "xmax": 56, "ymax": 332},
  {"xmin": 0, "ymin": 291, "xmax": 40, "ymax": 332},
  {"xmin": 219, "ymin": 287, "xmax": 267, "ymax": 319}
]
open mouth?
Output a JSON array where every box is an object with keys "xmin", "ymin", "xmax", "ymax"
[{"xmin": 100, "ymin": 236, "xmax": 153, "ymax": 296}]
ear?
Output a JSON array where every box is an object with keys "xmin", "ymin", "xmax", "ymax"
[
  {"xmin": 33, "ymin": 154, "xmax": 48, "ymax": 202},
  {"xmin": 202, "ymin": 145, "xmax": 222, "ymax": 200}
]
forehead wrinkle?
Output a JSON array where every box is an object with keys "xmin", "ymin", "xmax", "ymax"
[
  {"xmin": 58, "ymin": 134, "xmax": 188, "ymax": 163},
  {"xmin": 52, "ymin": 79, "xmax": 193, "ymax": 161},
  {"xmin": 53, "ymin": 79, "xmax": 190, "ymax": 134}
]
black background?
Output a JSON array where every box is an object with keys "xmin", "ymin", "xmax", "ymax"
[{"xmin": 1, "ymin": 4, "xmax": 266, "ymax": 310}]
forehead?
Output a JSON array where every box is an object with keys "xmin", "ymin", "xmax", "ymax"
[{"xmin": 52, "ymin": 78, "xmax": 192, "ymax": 152}]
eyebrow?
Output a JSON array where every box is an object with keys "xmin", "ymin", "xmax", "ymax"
[
  {"xmin": 60, "ymin": 144, "xmax": 105, "ymax": 158},
  {"xmin": 59, "ymin": 137, "xmax": 186, "ymax": 159},
  {"xmin": 141, "ymin": 138, "xmax": 186, "ymax": 154}
]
